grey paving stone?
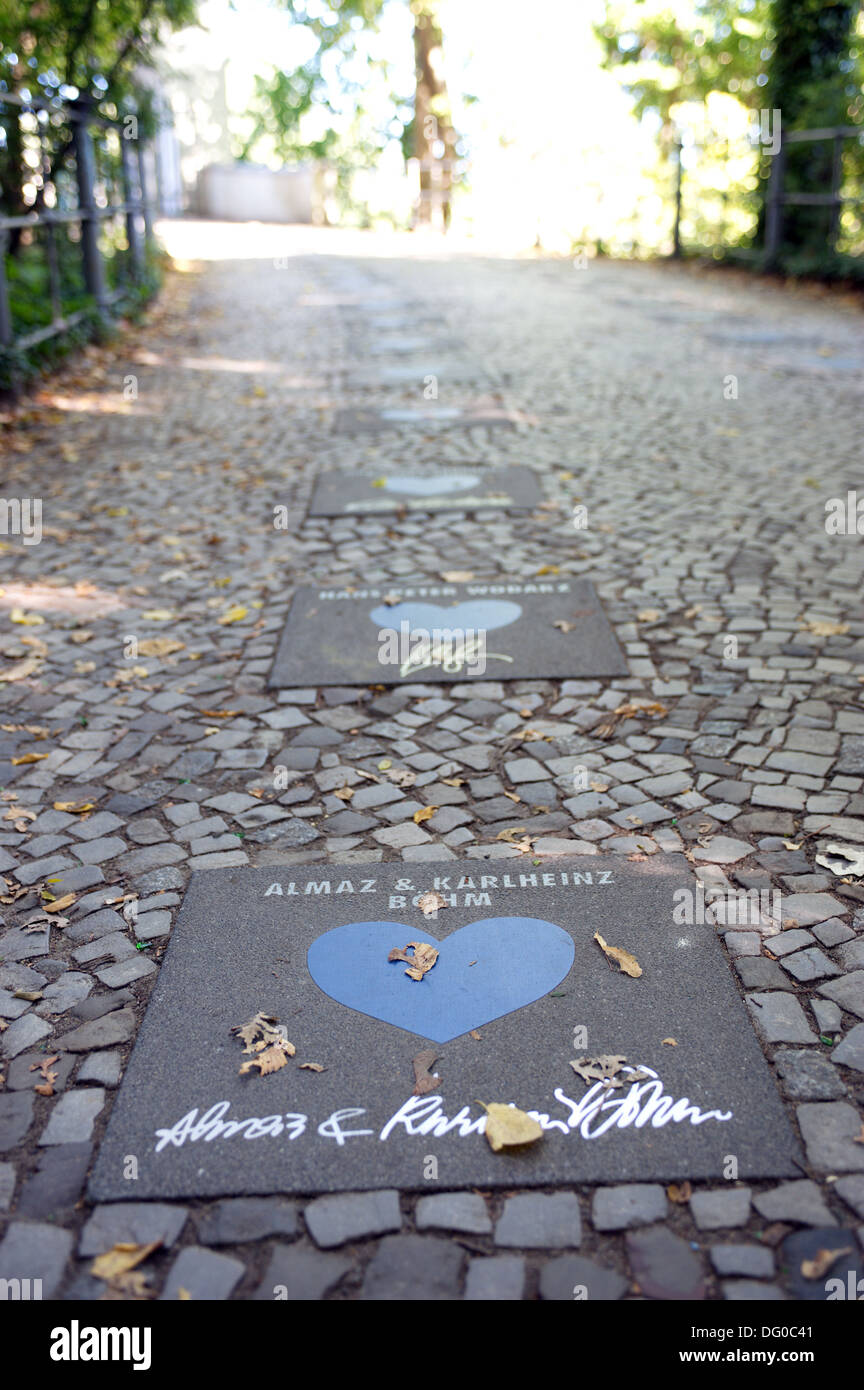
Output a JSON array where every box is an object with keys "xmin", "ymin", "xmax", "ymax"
[
  {"xmin": 797, "ymin": 1102, "xmax": 864, "ymax": 1172},
  {"xmin": 196, "ymin": 1197, "xmax": 298, "ymax": 1245},
  {"xmin": 592, "ymin": 1184, "xmax": 668, "ymax": 1231},
  {"xmin": 17, "ymin": 1142, "xmax": 91, "ymax": 1218},
  {"xmin": 253, "ymin": 1245, "xmax": 352, "ymax": 1301},
  {"xmin": 721, "ymin": 1280, "xmax": 786, "ymax": 1300},
  {"xmin": 359, "ymin": 1234, "xmax": 463, "ymax": 1300},
  {"xmin": 495, "ymin": 1194, "xmax": 582, "ymax": 1249},
  {"xmin": 776, "ymin": 1048, "xmax": 848, "ymax": 1099},
  {"xmin": 780, "ymin": 947, "xmax": 842, "ymax": 983},
  {"xmin": 626, "ymin": 1225, "xmax": 705, "ymax": 1299},
  {"xmin": 77, "ymin": 1049, "xmax": 123, "ymax": 1086},
  {"xmin": 57, "ymin": 1007, "xmax": 136, "ymax": 1051},
  {"xmin": 689, "ymin": 1188, "xmax": 752, "ymax": 1230},
  {"xmin": 160, "ymin": 1245, "xmax": 245, "ymax": 1300},
  {"xmin": 6, "ymin": 1049, "xmax": 75, "ymax": 1092},
  {"xmin": 304, "ymin": 1190, "xmax": 401, "ymax": 1248},
  {"xmin": 94, "ymin": 956, "xmax": 156, "ymax": 988},
  {"xmin": 539, "ymin": 1253, "xmax": 628, "ymax": 1301},
  {"xmin": 464, "ymin": 1255, "xmax": 525, "ymax": 1300},
  {"xmin": 0, "ymin": 1221, "xmax": 73, "ymax": 1298},
  {"xmin": 415, "ymin": 1192, "xmax": 492, "ymax": 1234},
  {"xmin": 709, "ymin": 1244, "xmax": 775, "ymax": 1278},
  {"xmin": 78, "ymin": 1202, "xmax": 189, "ymax": 1255},
  {"xmin": 817, "ymin": 971, "xmax": 864, "ymax": 1021},
  {"xmin": 0, "ymin": 1091, "xmax": 34, "ymax": 1151},
  {"xmin": 753, "ymin": 1180, "xmax": 837, "ymax": 1227},
  {"xmin": 38, "ymin": 1087, "xmax": 104, "ymax": 1144},
  {"xmin": 0, "ymin": 1161, "xmax": 14, "ymax": 1211},
  {"xmin": 834, "ymin": 1176, "xmax": 864, "ymax": 1219},
  {"xmin": 831, "ymin": 1023, "xmax": 864, "ymax": 1072},
  {"xmin": 1, "ymin": 1012, "xmax": 52, "ymax": 1058},
  {"xmin": 746, "ymin": 993, "xmax": 818, "ymax": 1044}
]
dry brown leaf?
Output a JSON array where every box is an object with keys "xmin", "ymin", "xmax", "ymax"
[
  {"xmin": 91, "ymin": 1240, "xmax": 162, "ymax": 1282},
  {"xmin": 417, "ymin": 890, "xmax": 448, "ymax": 917},
  {"xmin": 667, "ymin": 1181, "xmax": 692, "ymax": 1204},
  {"xmin": 535, "ymin": 565, "xmax": 559, "ymax": 576},
  {"xmin": 11, "ymin": 752, "xmax": 49, "ymax": 765},
  {"xmin": 239, "ymin": 1040, "xmax": 295, "ymax": 1076},
  {"xmin": 413, "ymin": 805, "xmax": 437, "ymax": 824},
  {"xmin": 299, "ymin": 1062, "xmax": 325, "ymax": 1072},
  {"xmin": 638, "ymin": 609, "xmax": 661, "ymax": 621},
  {"xmin": 800, "ymin": 1247, "xmax": 852, "ymax": 1280},
  {"xmin": 232, "ymin": 1011, "xmax": 291, "ymax": 1054},
  {"xmin": 504, "ymin": 791, "xmax": 521, "ymax": 803},
  {"xmin": 470, "ymin": 1029, "xmax": 482, "ymax": 1041},
  {"xmin": 388, "ymin": 940, "xmax": 439, "ymax": 981},
  {"xmin": 552, "ymin": 619, "xmax": 575, "ymax": 632},
  {"xmin": 441, "ymin": 777, "xmax": 464, "ymax": 787},
  {"xmin": 199, "ymin": 708, "xmax": 239, "ymax": 718},
  {"xmin": 0, "ymin": 657, "xmax": 42, "ymax": 682},
  {"xmin": 661, "ymin": 1037, "xmax": 678, "ymax": 1046},
  {"xmin": 570, "ymin": 1055, "xmax": 629, "ymax": 1088},
  {"xmin": 53, "ymin": 800, "xmax": 94, "ymax": 814},
  {"xmin": 799, "ymin": 619, "xmax": 848, "ymax": 637},
  {"xmin": 387, "ymin": 767, "xmax": 416, "ymax": 788},
  {"xmin": 594, "ymin": 931, "xmax": 642, "ymax": 978},
  {"xmin": 137, "ymin": 638, "xmax": 186, "ymax": 657},
  {"xmin": 482, "ymin": 1102, "xmax": 543, "ymax": 1152},
  {"xmin": 412, "ymin": 1048, "xmax": 441, "ymax": 1096},
  {"xmin": 43, "ymin": 893, "xmax": 76, "ymax": 914},
  {"xmin": 333, "ymin": 785, "xmax": 355, "ymax": 802}
]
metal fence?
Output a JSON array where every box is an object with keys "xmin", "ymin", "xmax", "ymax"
[
  {"xmin": 0, "ymin": 90, "xmax": 159, "ymax": 355},
  {"xmin": 672, "ymin": 123, "xmax": 864, "ymax": 263}
]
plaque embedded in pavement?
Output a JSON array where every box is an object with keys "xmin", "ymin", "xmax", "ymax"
[
  {"xmin": 307, "ymin": 466, "xmax": 542, "ymax": 517},
  {"xmin": 268, "ymin": 577, "xmax": 629, "ymax": 688},
  {"xmin": 89, "ymin": 858, "xmax": 800, "ymax": 1201}
]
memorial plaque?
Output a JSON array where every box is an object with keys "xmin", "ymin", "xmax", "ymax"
[
  {"xmin": 268, "ymin": 577, "xmax": 629, "ymax": 688},
  {"xmin": 307, "ymin": 466, "xmax": 542, "ymax": 517},
  {"xmin": 90, "ymin": 858, "xmax": 800, "ymax": 1201},
  {"xmin": 332, "ymin": 405, "xmax": 531, "ymax": 433}
]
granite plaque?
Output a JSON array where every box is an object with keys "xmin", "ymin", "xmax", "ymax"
[
  {"xmin": 307, "ymin": 466, "xmax": 542, "ymax": 517},
  {"xmin": 90, "ymin": 859, "xmax": 800, "ymax": 1200},
  {"xmin": 269, "ymin": 577, "xmax": 629, "ymax": 688}
]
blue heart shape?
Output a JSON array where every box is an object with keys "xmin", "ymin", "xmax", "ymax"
[
  {"xmin": 307, "ymin": 917, "xmax": 575, "ymax": 1043},
  {"xmin": 368, "ymin": 599, "xmax": 522, "ymax": 633},
  {"xmin": 382, "ymin": 473, "xmax": 479, "ymax": 496}
]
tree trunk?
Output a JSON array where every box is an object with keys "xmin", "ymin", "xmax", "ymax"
[{"xmin": 412, "ymin": 2, "xmax": 455, "ymax": 228}]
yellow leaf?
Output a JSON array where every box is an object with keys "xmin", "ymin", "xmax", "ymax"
[
  {"xmin": 178, "ymin": 1287, "xmax": 191, "ymax": 1300},
  {"xmin": 91, "ymin": 1240, "xmax": 162, "ymax": 1281},
  {"xmin": 54, "ymin": 801, "xmax": 93, "ymax": 814},
  {"xmin": 661, "ymin": 1037, "xmax": 678, "ymax": 1046},
  {"xmin": 105, "ymin": 506, "xmax": 129, "ymax": 518},
  {"xmin": 10, "ymin": 608, "xmax": 44, "ymax": 626},
  {"xmin": 535, "ymin": 565, "xmax": 559, "ymax": 576},
  {"xmin": 218, "ymin": 605, "xmax": 248, "ymax": 625},
  {"xmin": 441, "ymin": 570, "xmax": 474, "ymax": 582},
  {"xmin": 413, "ymin": 805, "xmax": 437, "ymax": 823},
  {"xmin": 594, "ymin": 931, "xmax": 642, "ymax": 978},
  {"xmin": 43, "ymin": 893, "xmax": 76, "ymax": 914},
  {"xmin": 141, "ymin": 609, "xmax": 175, "ymax": 621},
  {"xmin": 482, "ymin": 1102, "xmax": 544, "ymax": 1152},
  {"xmin": 334, "ymin": 786, "xmax": 354, "ymax": 802},
  {"xmin": 801, "ymin": 1247, "xmax": 852, "ymax": 1280},
  {"xmin": 137, "ymin": 638, "xmax": 185, "ymax": 657},
  {"xmin": 11, "ymin": 752, "xmax": 49, "ymax": 765}
]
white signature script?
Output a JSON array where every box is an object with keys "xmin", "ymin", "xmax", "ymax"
[{"xmin": 153, "ymin": 1067, "xmax": 733, "ymax": 1152}]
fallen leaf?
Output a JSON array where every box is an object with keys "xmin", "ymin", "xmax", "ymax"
[
  {"xmin": 43, "ymin": 893, "xmax": 76, "ymax": 914},
  {"xmin": 54, "ymin": 801, "xmax": 94, "ymax": 814},
  {"xmin": 570, "ymin": 1055, "xmax": 629, "ymax": 1088},
  {"xmin": 504, "ymin": 791, "xmax": 521, "ymax": 803},
  {"xmin": 31, "ymin": 1055, "xmax": 59, "ymax": 1078},
  {"xmin": 441, "ymin": 777, "xmax": 464, "ymax": 787},
  {"xmin": 239, "ymin": 1040, "xmax": 295, "ymax": 1076},
  {"xmin": 412, "ymin": 1048, "xmax": 441, "ymax": 1096},
  {"xmin": 662, "ymin": 1037, "xmax": 678, "ymax": 1046},
  {"xmin": 441, "ymin": 570, "xmax": 474, "ymax": 582},
  {"xmin": 667, "ymin": 1182, "xmax": 692, "ymax": 1204},
  {"xmin": 199, "ymin": 709, "xmax": 239, "ymax": 719},
  {"xmin": 218, "ymin": 605, "xmax": 248, "ymax": 625},
  {"xmin": 800, "ymin": 1247, "xmax": 852, "ymax": 1280},
  {"xmin": 11, "ymin": 752, "xmax": 49, "ymax": 765},
  {"xmin": 637, "ymin": 609, "xmax": 661, "ymax": 622},
  {"xmin": 388, "ymin": 940, "xmax": 439, "ymax": 981},
  {"xmin": 387, "ymin": 767, "xmax": 416, "ymax": 788},
  {"xmin": 299, "ymin": 1062, "xmax": 325, "ymax": 1072},
  {"xmin": 141, "ymin": 609, "xmax": 175, "ymax": 621},
  {"xmin": 91, "ymin": 1241, "xmax": 162, "ymax": 1282},
  {"xmin": 816, "ymin": 843, "xmax": 864, "ymax": 879},
  {"xmin": 14, "ymin": 989, "xmax": 43, "ymax": 1001},
  {"xmin": 470, "ymin": 1029, "xmax": 482, "ymax": 1041},
  {"xmin": 138, "ymin": 638, "xmax": 186, "ymax": 657},
  {"xmin": 535, "ymin": 565, "xmax": 559, "ymax": 576},
  {"xmin": 799, "ymin": 619, "xmax": 848, "ymax": 637},
  {"xmin": 552, "ymin": 619, "xmax": 574, "ymax": 632},
  {"xmin": 333, "ymin": 785, "xmax": 355, "ymax": 802},
  {"xmin": 231, "ymin": 1011, "xmax": 293, "ymax": 1055},
  {"xmin": 34, "ymin": 1081, "xmax": 56, "ymax": 1097},
  {"xmin": 417, "ymin": 890, "xmax": 448, "ymax": 917},
  {"xmin": 10, "ymin": 608, "xmax": 45, "ymax": 626},
  {"xmin": 413, "ymin": 805, "xmax": 437, "ymax": 823},
  {"xmin": 0, "ymin": 657, "xmax": 42, "ymax": 682},
  {"xmin": 482, "ymin": 1102, "xmax": 544, "ymax": 1152},
  {"xmin": 594, "ymin": 931, "xmax": 642, "ymax": 978}
]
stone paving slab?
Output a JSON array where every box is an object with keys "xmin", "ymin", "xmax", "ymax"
[
  {"xmin": 90, "ymin": 858, "xmax": 798, "ymax": 1201},
  {"xmin": 306, "ymin": 466, "xmax": 543, "ymax": 517},
  {"xmin": 269, "ymin": 579, "xmax": 629, "ymax": 687}
]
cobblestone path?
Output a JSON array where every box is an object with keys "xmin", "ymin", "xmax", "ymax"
[{"xmin": 1, "ymin": 224, "xmax": 863, "ymax": 1300}]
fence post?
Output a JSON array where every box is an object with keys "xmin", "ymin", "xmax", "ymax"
[
  {"xmin": 672, "ymin": 140, "xmax": 683, "ymax": 257},
  {"xmin": 0, "ymin": 230, "xmax": 13, "ymax": 348},
  {"xmin": 829, "ymin": 133, "xmax": 843, "ymax": 250},
  {"xmin": 137, "ymin": 140, "xmax": 153, "ymax": 244},
  {"xmin": 120, "ymin": 133, "xmax": 145, "ymax": 280},
  {"xmin": 71, "ymin": 97, "xmax": 109, "ymax": 317},
  {"xmin": 763, "ymin": 140, "xmax": 786, "ymax": 270}
]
